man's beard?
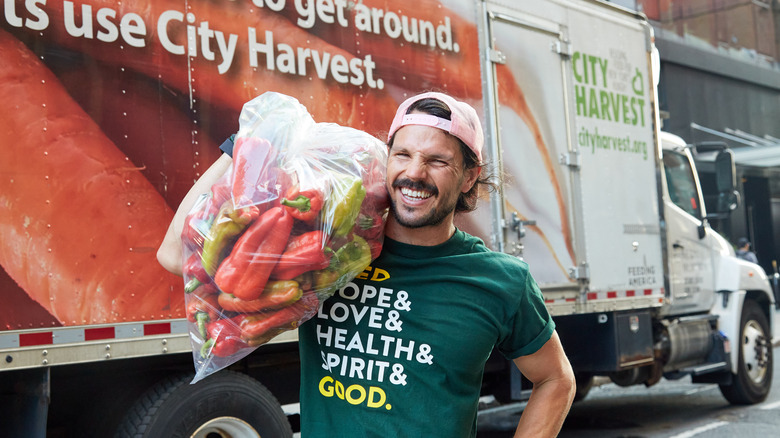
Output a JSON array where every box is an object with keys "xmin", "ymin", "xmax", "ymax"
[{"xmin": 390, "ymin": 179, "xmax": 458, "ymax": 229}]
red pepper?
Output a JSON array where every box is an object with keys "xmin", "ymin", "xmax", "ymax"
[
  {"xmin": 187, "ymin": 291, "xmax": 220, "ymax": 339},
  {"xmin": 201, "ymin": 316, "xmax": 248, "ymax": 358},
  {"xmin": 217, "ymin": 280, "xmax": 302, "ymax": 313},
  {"xmin": 271, "ymin": 231, "xmax": 333, "ymax": 280},
  {"xmin": 355, "ymin": 211, "xmax": 384, "ymax": 241},
  {"xmin": 240, "ymin": 292, "xmax": 320, "ymax": 345},
  {"xmin": 231, "ymin": 137, "xmax": 278, "ymax": 207},
  {"xmin": 281, "ymin": 186, "xmax": 324, "ymax": 223},
  {"xmin": 210, "ymin": 180, "xmax": 232, "ymax": 206},
  {"xmin": 183, "ymin": 253, "xmax": 212, "ymax": 293},
  {"xmin": 182, "ymin": 180, "xmax": 232, "ymax": 251},
  {"xmin": 361, "ymin": 159, "xmax": 389, "ymax": 213},
  {"xmin": 215, "ymin": 207, "xmax": 294, "ymax": 301}
]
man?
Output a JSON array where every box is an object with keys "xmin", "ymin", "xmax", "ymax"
[
  {"xmin": 736, "ymin": 237, "xmax": 758, "ymax": 264},
  {"xmin": 297, "ymin": 92, "xmax": 574, "ymax": 437},
  {"xmin": 157, "ymin": 92, "xmax": 575, "ymax": 437}
]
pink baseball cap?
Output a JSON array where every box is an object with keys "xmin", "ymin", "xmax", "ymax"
[{"xmin": 387, "ymin": 92, "xmax": 484, "ymax": 162}]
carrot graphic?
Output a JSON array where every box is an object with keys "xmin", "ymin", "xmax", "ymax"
[{"xmin": 0, "ymin": 29, "xmax": 184, "ymax": 324}]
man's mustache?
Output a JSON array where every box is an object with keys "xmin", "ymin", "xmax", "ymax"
[{"xmin": 392, "ymin": 178, "xmax": 438, "ymax": 196}]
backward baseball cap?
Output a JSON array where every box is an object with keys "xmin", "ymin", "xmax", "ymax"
[{"xmin": 387, "ymin": 92, "xmax": 484, "ymax": 163}]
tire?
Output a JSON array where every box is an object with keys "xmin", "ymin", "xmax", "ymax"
[
  {"xmin": 719, "ymin": 299, "xmax": 773, "ymax": 405},
  {"xmin": 115, "ymin": 370, "xmax": 292, "ymax": 438},
  {"xmin": 573, "ymin": 372, "xmax": 594, "ymax": 402}
]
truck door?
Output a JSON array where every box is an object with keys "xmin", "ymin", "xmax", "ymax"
[
  {"xmin": 662, "ymin": 147, "xmax": 717, "ymax": 314},
  {"xmin": 481, "ymin": 8, "xmax": 579, "ymax": 288}
]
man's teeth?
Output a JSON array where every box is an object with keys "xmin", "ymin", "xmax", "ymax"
[{"xmin": 401, "ymin": 187, "xmax": 432, "ymax": 199}]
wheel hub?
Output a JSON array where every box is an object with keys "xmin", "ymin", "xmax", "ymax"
[
  {"xmin": 743, "ymin": 320, "xmax": 769, "ymax": 383},
  {"xmin": 191, "ymin": 416, "xmax": 261, "ymax": 438}
]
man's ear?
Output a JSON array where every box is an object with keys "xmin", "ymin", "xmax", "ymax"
[{"xmin": 461, "ymin": 166, "xmax": 481, "ymax": 194}]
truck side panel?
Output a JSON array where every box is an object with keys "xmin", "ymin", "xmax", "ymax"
[
  {"xmin": 477, "ymin": 1, "xmax": 664, "ymax": 313},
  {"xmin": 566, "ymin": 2, "xmax": 665, "ymax": 308},
  {"xmin": 0, "ymin": 0, "xmax": 489, "ymax": 365}
]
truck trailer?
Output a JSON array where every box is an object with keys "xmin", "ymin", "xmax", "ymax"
[{"xmin": 0, "ymin": 0, "xmax": 775, "ymax": 436}]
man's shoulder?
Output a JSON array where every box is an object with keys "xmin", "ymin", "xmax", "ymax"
[{"xmin": 456, "ymin": 230, "xmax": 531, "ymax": 275}]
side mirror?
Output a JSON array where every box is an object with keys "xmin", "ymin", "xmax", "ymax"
[
  {"xmin": 714, "ymin": 150, "xmax": 738, "ymax": 213},
  {"xmin": 714, "ymin": 149, "xmax": 736, "ymax": 193}
]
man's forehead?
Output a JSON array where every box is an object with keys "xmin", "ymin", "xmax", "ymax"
[{"xmin": 391, "ymin": 124, "xmax": 461, "ymax": 155}]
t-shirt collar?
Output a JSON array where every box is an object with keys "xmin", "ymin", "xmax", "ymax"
[{"xmin": 381, "ymin": 229, "xmax": 466, "ymax": 259}]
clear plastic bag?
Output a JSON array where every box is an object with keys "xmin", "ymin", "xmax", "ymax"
[{"xmin": 181, "ymin": 92, "xmax": 388, "ymax": 383}]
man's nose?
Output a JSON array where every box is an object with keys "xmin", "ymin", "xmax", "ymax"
[{"xmin": 404, "ymin": 157, "xmax": 427, "ymax": 179}]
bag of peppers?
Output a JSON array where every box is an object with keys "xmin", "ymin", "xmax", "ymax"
[{"xmin": 181, "ymin": 92, "xmax": 388, "ymax": 382}]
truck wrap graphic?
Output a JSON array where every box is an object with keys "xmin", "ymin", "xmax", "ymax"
[{"xmin": 0, "ymin": 0, "xmax": 485, "ymax": 330}]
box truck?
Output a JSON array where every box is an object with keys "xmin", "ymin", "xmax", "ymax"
[{"xmin": 1, "ymin": 0, "xmax": 774, "ymax": 436}]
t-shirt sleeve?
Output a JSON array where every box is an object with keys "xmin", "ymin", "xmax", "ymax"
[
  {"xmin": 498, "ymin": 270, "xmax": 555, "ymax": 359},
  {"xmin": 220, "ymin": 134, "xmax": 236, "ymax": 157}
]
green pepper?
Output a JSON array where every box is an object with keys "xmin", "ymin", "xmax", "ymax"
[
  {"xmin": 187, "ymin": 291, "xmax": 220, "ymax": 340},
  {"xmin": 313, "ymin": 235, "xmax": 372, "ymax": 299},
  {"xmin": 201, "ymin": 200, "xmax": 261, "ymax": 275},
  {"xmin": 326, "ymin": 176, "xmax": 366, "ymax": 238}
]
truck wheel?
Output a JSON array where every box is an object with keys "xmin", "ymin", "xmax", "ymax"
[
  {"xmin": 573, "ymin": 372, "xmax": 593, "ymax": 402},
  {"xmin": 115, "ymin": 370, "xmax": 292, "ymax": 438},
  {"xmin": 719, "ymin": 299, "xmax": 773, "ymax": 405}
]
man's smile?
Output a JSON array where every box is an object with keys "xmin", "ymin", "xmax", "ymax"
[
  {"xmin": 392, "ymin": 179, "xmax": 438, "ymax": 204},
  {"xmin": 400, "ymin": 187, "xmax": 433, "ymax": 200}
]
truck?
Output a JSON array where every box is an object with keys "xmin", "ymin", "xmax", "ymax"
[{"xmin": 0, "ymin": 0, "xmax": 775, "ymax": 436}]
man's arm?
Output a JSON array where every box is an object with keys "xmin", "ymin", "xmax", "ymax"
[
  {"xmin": 512, "ymin": 331, "xmax": 575, "ymax": 437},
  {"xmin": 156, "ymin": 153, "xmax": 233, "ymax": 275}
]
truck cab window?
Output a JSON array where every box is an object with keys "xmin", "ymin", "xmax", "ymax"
[{"xmin": 663, "ymin": 150, "xmax": 701, "ymax": 218}]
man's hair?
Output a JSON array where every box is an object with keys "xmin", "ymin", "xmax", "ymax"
[{"xmin": 388, "ymin": 97, "xmax": 498, "ymax": 212}]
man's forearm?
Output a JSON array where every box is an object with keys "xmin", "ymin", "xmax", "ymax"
[{"xmin": 513, "ymin": 374, "xmax": 575, "ymax": 437}]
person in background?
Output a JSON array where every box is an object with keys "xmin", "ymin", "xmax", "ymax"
[{"xmin": 736, "ymin": 237, "xmax": 758, "ymax": 264}]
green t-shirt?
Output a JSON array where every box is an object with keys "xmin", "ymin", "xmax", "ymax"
[{"xmin": 298, "ymin": 229, "xmax": 554, "ymax": 437}]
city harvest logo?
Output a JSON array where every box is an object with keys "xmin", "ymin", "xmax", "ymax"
[
  {"xmin": 573, "ymin": 49, "xmax": 650, "ymax": 161},
  {"xmin": 573, "ymin": 50, "xmax": 646, "ymax": 127}
]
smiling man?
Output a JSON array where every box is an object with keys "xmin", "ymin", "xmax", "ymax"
[
  {"xmin": 157, "ymin": 91, "xmax": 575, "ymax": 438},
  {"xmin": 298, "ymin": 92, "xmax": 576, "ymax": 437}
]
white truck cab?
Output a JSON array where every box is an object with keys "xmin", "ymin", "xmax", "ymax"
[{"xmin": 659, "ymin": 131, "xmax": 775, "ymax": 404}]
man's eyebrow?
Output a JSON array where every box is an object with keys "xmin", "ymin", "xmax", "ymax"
[
  {"xmin": 391, "ymin": 145, "xmax": 452, "ymax": 160},
  {"xmin": 426, "ymin": 152, "xmax": 454, "ymax": 161}
]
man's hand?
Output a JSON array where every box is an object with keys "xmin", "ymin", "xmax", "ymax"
[
  {"xmin": 512, "ymin": 331, "xmax": 575, "ymax": 437},
  {"xmin": 157, "ymin": 153, "xmax": 233, "ymax": 275}
]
